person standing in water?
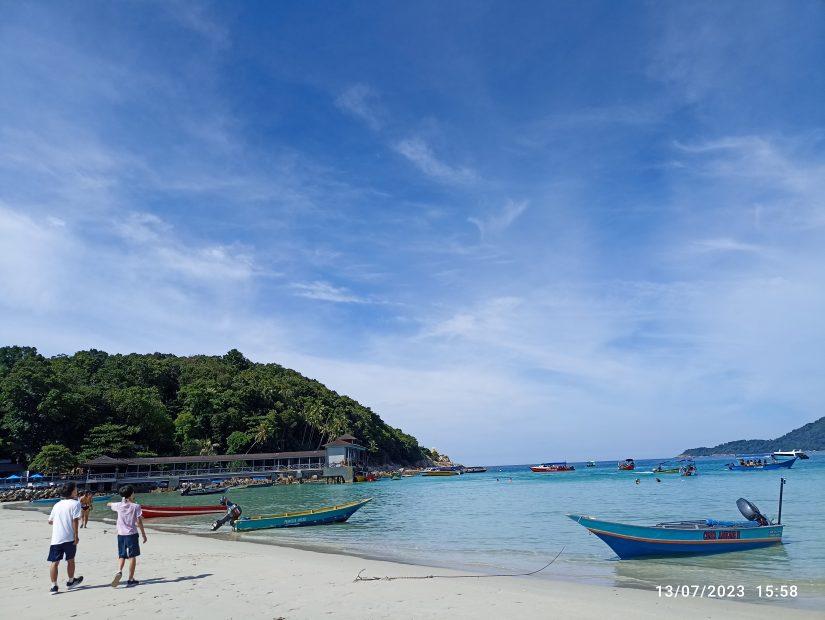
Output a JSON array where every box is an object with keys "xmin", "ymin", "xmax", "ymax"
[
  {"xmin": 47, "ymin": 482, "xmax": 84, "ymax": 595},
  {"xmin": 107, "ymin": 485, "xmax": 147, "ymax": 587}
]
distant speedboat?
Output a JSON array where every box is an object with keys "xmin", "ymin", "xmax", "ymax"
[
  {"xmin": 531, "ymin": 462, "xmax": 575, "ymax": 473},
  {"xmin": 773, "ymin": 449, "xmax": 809, "ymax": 460},
  {"xmin": 586, "ymin": 461, "xmax": 596, "ymax": 467},
  {"xmin": 181, "ymin": 486, "xmax": 227, "ymax": 496},
  {"xmin": 461, "ymin": 466, "xmax": 487, "ymax": 473},
  {"xmin": 653, "ymin": 462, "xmax": 680, "ymax": 474},
  {"xmin": 421, "ymin": 466, "xmax": 462, "ymax": 476},
  {"xmin": 618, "ymin": 458, "xmax": 635, "ymax": 471},
  {"xmin": 726, "ymin": 455, "xmax": 796, "ymax": 471},
  {"xmin": 569, "ymin": 480, "xmax": 787, "ymax": 559}
]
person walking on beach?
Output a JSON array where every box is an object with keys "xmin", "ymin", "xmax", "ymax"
[
  {"xmin": 107, "ymin": 485, "xmax": 147, "ymax": 588},
  {"xmin": 47, "ymin": 482, "xmax": 84, "ymax": 595},
  {"xmin": 79, "ymin": 490, "xmax": 93, "ymax": 528}
]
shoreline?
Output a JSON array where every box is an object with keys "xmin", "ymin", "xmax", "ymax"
[{"xmin": 3, "ymin": 504, "xmax": 822, "ymax": 619}]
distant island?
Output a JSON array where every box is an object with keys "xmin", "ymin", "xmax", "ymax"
[
  {"xmin": 0, "ymin": 346, "xmax": 431, "ymax": 470},
  {"xmin": 680, "ymin": 416, "xmax": 825, "ymax": 457}
]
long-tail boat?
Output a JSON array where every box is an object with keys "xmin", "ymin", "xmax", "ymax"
[
  {"xmin": 232, "ymin": 497, "xmax": 372, "ymax": 531},
  {"xmin": 652, "ymin": 462, "xmax": 680, "ymax": 474},
  {"xmin": 141, "ymin": 504, "xmax": 226, "ymax": 519},
  {"xmin": 568, "ymin": 478, "xmax": 787, "ymax": 559},
  {"xmin": 726, "ymin": 454, "xmax": 796, "ymax": 471},
  {"xmin": 531, "ymin": 462, "xmax": 575, "ymax": 473}
]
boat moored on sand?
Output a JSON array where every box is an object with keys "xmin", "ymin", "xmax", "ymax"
[
  {"xmin": 531, "ymin": 462, "xmax": 575, "ymax": 473},
  {"xmin": 569, "ymin": 479, "xmax": 787, "ymax": 559},
  {"xmin": 232, "ymin": 498, "xmax": 372, "ymax": 531}
]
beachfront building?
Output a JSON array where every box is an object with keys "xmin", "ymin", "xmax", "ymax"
[
  {"xmin": 79, "ymin": 435, "xmax": 368, "ymax": 488},
  {"xmin": 323, "ymin": 434, "xmax": 368, "ymax": 467}
]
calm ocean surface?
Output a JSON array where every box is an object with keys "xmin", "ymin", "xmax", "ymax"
[{"xmin": 133, "ymin": 454, "xmax": 825, "ymax": 610}]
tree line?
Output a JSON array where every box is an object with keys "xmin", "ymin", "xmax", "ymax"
[{"xmin": 0, "ymin": 346, "xmax": 428, "ymax": 473}]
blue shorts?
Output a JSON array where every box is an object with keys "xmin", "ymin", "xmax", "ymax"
[
  {"xmin": 47, "ymin": 541, "xmax": 77, "ymax": 562},
  {"xmin": 117, "ymin": 533, "xmax": 140, "ymax": 559}
]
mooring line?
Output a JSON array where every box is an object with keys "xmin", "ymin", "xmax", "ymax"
[{"xmin": 354, "ymin": 546, "xmax": 564, "ymax": 582}]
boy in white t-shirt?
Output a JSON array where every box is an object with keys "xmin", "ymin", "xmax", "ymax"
[{"xmin": 47, "ymin": 482, "xmax": 84, "ymax": 595}]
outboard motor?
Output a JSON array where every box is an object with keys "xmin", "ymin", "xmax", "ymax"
[
  {"xmin": 737, "ymin": 497, "xmax": 769, "ymax": 526},
  {"xmin": 211, "ymin": 496, "xmax": 242, "ymax": 531}
]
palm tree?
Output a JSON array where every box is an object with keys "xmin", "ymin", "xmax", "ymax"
[{"xmin": 246, "ymin": 413, "xmax": 276, "ymax": 453}]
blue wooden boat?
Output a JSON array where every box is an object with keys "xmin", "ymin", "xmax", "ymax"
[
  {"xmin": 726, "ymin": 454, "xmax": 796, "ymax": 471},
  {"xmin": 31, "ymin": 495, "xmax": 114, "ymax": 505},
  {"xmin": 233, "ymin": 498, "xmax": 372, "ymax": 531},
  {"xmin": 569, "ymin": 479, "xmax": 786, "ymax": 559}
]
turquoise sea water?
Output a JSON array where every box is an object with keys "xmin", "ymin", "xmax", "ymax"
[{"xmin": 133, "ymin": 455, "xmax": 825, "ymax": 610}]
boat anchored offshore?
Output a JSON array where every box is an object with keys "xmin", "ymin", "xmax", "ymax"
[
  {"xmin": 680, "ymin": 461, "xmax": 698, "ymax": 476},
  {"xmin": 568, "ymin": 478, "xmax": 787, "ymax": 559},
  {"xmin": 232, "ymin": 498, "xmax": 372, "ymax": 531},
  {"xmin": 653, "ymin": 462, "xmax": 680, "ymax": 474},
  {"xmin": 461, "ymin": 466, "xmax": 488, "ymax": 474},
  {"xmin": 421, "ymin": 466, "xmax": 462, "ymax": 476},
  {"xmin": 618, "ymin": 458, "xmax": 635, "ymax": 471},
  {"xmin": 586, "ymin": 461, "xmax": 597, "ymax": 468},
  {"xmin": 531, "ymin": 462, "xmax": 575, "ymax": 473},
  {"xmin": 181, "ymin": 486, "xmax": 228, "ymax": 496},
  {"xmin": 726, "ymin": 454, "xmax": 796, "ymax": 471},
  {"xmin": 773, "ymin": 449, "xmax": 809, "ymax": 460}
]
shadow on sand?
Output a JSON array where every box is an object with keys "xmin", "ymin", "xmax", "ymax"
[{"xmin": 67, "ymin": 573, "xmax": 212, "ymax": 592}]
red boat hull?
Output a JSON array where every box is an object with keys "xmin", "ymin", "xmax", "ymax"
[{"xmin": 141, "ymin": 505, "xmax": 225, "ymax": 519}]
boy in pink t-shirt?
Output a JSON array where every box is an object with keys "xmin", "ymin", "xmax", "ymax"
[{"xmin": 107, "ymin": 485, "xmax": 147, "ymax": 587}]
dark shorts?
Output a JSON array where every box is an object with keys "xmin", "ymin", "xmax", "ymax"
[
  {"xmin": 47, "ymin": 541, "xmax": 77, "ymax": 562},
  {"xmin": 117, "ymin": 533, "xmax": 140, "ymax": 559}
]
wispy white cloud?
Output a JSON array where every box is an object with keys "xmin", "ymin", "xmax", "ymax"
[
  {"xmin": 291, "ymin": 281, "xmax": 369, "ymax": 304},
  {"xmin": 468, "ymin": 200, "xmax": 528, "ymax": 239},
  {"xmin": 691, "ymin": 237, "xmax": 763, "ymax": 253},
  {"xmin": 335, "ymin": 83, "xmax": 383, "ymax": 131},
  {"xmin": 160, "ymin": 1, "xmax": 230, "ymax": 47},
  {"xmin": 393, "ymin": 136, "xmax": 477, "ymax": 185}
]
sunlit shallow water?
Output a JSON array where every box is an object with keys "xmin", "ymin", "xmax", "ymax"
[{"xmin": 72, "ymin": 455, "xmax": 825, "ymax": 610}]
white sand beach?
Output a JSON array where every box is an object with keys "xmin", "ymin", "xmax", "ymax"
[{"xmin": 1, "ymin": 505, "xmax": 819, "ymax": 620}]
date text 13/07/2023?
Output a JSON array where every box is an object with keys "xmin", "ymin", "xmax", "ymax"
[{"xmin": 657, "ymin": 585, "xmax": 799, "ymax": 598}]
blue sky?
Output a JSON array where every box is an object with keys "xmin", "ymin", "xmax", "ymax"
[{"xmin": 1, "ymin": 2, "xmax": 824, "ymax": 463}]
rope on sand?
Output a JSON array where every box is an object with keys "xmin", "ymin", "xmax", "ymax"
[{"xmin": 354, "ymin": 546, "xmax": 564, "ymax": 582}]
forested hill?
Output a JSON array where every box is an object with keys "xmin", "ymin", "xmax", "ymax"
[
  {"xmin": 0, "ymin": 346, "xmax": 428, "ymax": 468},
  {"xmin": 680, "ymin": 416, "xmax": 825, "ymax": 457}
]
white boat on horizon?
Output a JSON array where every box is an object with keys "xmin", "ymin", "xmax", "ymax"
[{"xmin": 772, "ymin": 449, "xmax": 809, "ymax": 460}]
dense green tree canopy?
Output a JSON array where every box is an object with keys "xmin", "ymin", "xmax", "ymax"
[
  {"xmin": 29, "ymin": 443, "xmax": 78, "ymax": 474},
  {"xmin": 0, "ymin": 347, "xmax": 426, "ymax": 465}
]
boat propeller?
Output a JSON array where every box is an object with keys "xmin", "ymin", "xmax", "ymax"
[{"xmin": 736, "ymin": 498, "xmax": 769, "ymax": 526}]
